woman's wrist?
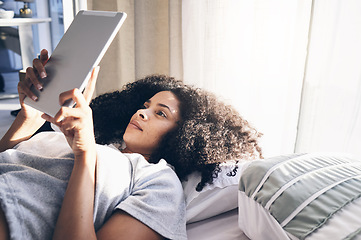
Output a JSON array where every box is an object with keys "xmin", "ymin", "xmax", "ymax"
[
  {"xmin": 17, "ymin": 108, "xmax": 44, "ymax": 123},
  {"xmin": 0, "ymin": 109, "xmax": 45, "ymax": 152},
  {"xmin": 73, "ymin": 148, "xmax": 97, "ymax": 168}
]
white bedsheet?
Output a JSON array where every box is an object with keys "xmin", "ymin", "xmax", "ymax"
[{"xmin": 187, "ymin": 208, "xmax": 249, "ymax": 240}]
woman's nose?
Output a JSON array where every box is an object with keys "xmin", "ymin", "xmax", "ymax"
[{"xmin": 138, "ymin": 109, "xmax": 149, "ymax": 120}]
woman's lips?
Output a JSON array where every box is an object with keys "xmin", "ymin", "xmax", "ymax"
[{"xmin": 129, "ymin": 120, "xmax": 143, "ymax": 131}]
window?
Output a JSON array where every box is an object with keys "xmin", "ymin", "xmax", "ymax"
[{"xmin": 0, "ymin": 0, "xmax": 86, "ymax": 95}]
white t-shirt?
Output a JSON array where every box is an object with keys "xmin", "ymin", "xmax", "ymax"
[{"xmin": 0, "ymin": 132, "xmax": 187, "ymax": 240}]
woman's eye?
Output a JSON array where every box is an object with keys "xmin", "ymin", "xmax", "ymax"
[{"xmin": 156, "ymin": 111, "xmax": 167, "ymax": 118}]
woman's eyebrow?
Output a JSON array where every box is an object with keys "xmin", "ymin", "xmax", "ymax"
[
  {"xmin": 158, "ymin": 103, "xmax": 172, "ymax": 111},
  {"xmin": 157, "ymin": 102, "xmax": 177, "ymax": 117},
  {"xmin": 147, "ymin": 99, "xmax": 175, "ymax": 115}
]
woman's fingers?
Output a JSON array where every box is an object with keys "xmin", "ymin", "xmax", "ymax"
[
  {"xmin": 43, "ymin": 110, "xmax": 83, "ymax": 139},
  {"xmin": 43, "ymin": 88, "xmax": 96, "ymax": 156},
  {"xmin": 36, "ymin": 49, "xmax": 49, "ymax": 81},
  {"xmin": 18, "ymin": 79, "xmax": 38, "ymax": 102},
  {"xmin": 59, "ymin": 88, "xmax": 87, "ymax": 109},
  {"xmin": 43, "ymin": 88, "xmax": 92, "ymax": 126},
  {"xmin": 26, "ymin": 64, "xmax": 43, "ymax": 91},
  {"xmin": 59, "ymin": 117, "xmax": 83, "ymax": 133},
  {"xmin": 47, "ymin": 88, "xmax": 90, "ymax": 123},
  {"xmin": 83, "ymin": 66, "xmax": 100, "ymax": 104},
  {"xmin": 25, "ymin": 49, "xmax": 48, "ymax": 94},
  {"xmin": 44, "ymin": 105, "xmax": 88, "ymax": 133},
  {"xmin": 17, "ymin": 49, "xmax": 49, "ymax": 104},
  {"xmin": 53, "ymin": 105, "xmax": 85, "ymax": 124},
  {"xmin": 39, "ymin": 49, "xmax": 49, "ymax": 65},
  {"xmin": 33, "ymin": 58, "xmax": 47, "ymax": 79}
]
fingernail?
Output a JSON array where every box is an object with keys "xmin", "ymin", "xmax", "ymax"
[
  {"xmin": 40, "ymin": 72, "xmax": 47, "ymax": 78},
  {"xmin": 32, "ymin": 95, "xmax": 38, "ymax": 101},
  {"xmin": 37, "ymin": 84, "xmax": 43, "ymax": 91}
]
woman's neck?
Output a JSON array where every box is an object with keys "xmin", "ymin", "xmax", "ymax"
[{"xmin": 121, "ymin": 148, "xmax": 150, "ymax": 161}]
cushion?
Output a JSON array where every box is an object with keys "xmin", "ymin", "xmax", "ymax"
[
  {"xmin": 183, "ymin": 160, "xmax": 252, "ymax": 223},
  {"xmin": 238, "ymin": 153, "xmax": 361, "ymax": 240}
]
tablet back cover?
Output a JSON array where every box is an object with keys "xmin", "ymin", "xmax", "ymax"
[{"xmin": 24, "ymin": 10, "xmax": 126, "ymax": 117}]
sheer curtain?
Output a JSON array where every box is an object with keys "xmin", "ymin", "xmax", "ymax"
[
  {"xmin": 87, "ymin": 0, "xmax": 183, "ymax": 95},
  {"xmin": 182, "ymin": 0, "xmax": 361, "ymax": 157},
  {"xmin": 182, "ymin": 0, "xmax": 312, "ymax": 157},
  {"xmin": 87, "ymin": 0, "xmax": 361, "ymax": 158},
  {"xmin": 295, "ymin": 0, "xmax": 361, "ymax": 156}
]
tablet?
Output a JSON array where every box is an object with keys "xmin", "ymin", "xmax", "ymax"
[{"xmin": 24, "ymin": 10, "xmax": 127, "ymax": 117}]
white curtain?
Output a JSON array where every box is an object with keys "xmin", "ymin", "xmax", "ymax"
[
  {"xmin": 87, "ymin": 0, "xmax": 361, "ymax": 158},
  {"xmin": 182, "ymin": 0, "xmax": 312, "ymax": 157},
  {"xmin": 87, "ymin": 0, "xmax": 183, "ymax": 95},
  {"xmin": 182, "ymin": 0, "xmax": 361, "ymax": 158},
  {"xmin": 295, "ymin": 0, "xmax": 361, "ymax": 156}
]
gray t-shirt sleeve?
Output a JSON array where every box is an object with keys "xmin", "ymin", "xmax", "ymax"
[{"xmin": 117, "ymin": 156, "xmax": 187, "ymax": 240}]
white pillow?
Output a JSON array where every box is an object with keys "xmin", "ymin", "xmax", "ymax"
[
  {"xmin": 238, "ymin": 152, "xmax": 361, "ymax": 240},
  {"xmin": 183, "ymin": 160, "xmax": 251, "ymax": 223}
]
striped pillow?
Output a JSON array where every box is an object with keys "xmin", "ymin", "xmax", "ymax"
[{"xmin": 238, "ymin": 153, "xmax": 361, "ymax": 240}]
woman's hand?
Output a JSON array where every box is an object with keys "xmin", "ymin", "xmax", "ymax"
[
  {"xmin": 42, "ymin": 67, "xmax": 99, "ymax": 159},
  {"xmin": 0, "ymin": 49, "xmax": 50, "ymax": 152},
  {"xmin": 17, "ymin": 49, "xmax": 49, "ymax": 120}
]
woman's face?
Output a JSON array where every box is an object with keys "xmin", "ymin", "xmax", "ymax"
[{"xmin": 122, "ymin": 91, "xmax": 181, "ymax": 159}]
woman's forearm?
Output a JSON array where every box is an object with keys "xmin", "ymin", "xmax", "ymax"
[
  {"xmin": 0, "ymin": 110, "xmax": 45, "ymax": 152},
  {"xmin": 1, "ymin": 49, "xmax": 49, "ymax": 152},
  {"xmin": 53, "ymin": 151, "xmax": 97, "ymax": 240}
]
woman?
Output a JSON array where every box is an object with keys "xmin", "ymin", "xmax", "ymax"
[
  {"xmin": 90, "ymin": 75, "xmax": 263, "ymax": 191},
  {"xmin": 0, "ymin": 49, "xmax": 262, "ymax": 239}
]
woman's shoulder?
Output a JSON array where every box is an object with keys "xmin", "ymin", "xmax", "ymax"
[
  {"xmin": 96, "ymin": 148, "xmax": 181, "ymax": 188},
  {"xmin": 127, "ymin": 154, "xmax": 179, "ymax": 178},
  {"xmin": 124, "ymin": 154, "xmax": 183, "ymax": 190}
]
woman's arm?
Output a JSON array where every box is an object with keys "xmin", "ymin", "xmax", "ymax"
[
  {"xmin": 0, "ymin": 109, "xmax": 45, "ymax": 152},
  {"xmin": 51, "ymin": 68, "xmax": 99, "ymax": 239},
  {"xmin": 96, "ymin": 210, "xmax": 164, "ymax": 240},
  {"xmin": 0, "ymin": 50, "xmax": 49, "ymax": 152},
  {"xmin": 54, "ymin": 151, "xmax": 163, "ymax": 240},
  {"xmin": 51, "ymin": 69, "xmax": 164, "ymax": 240},
  {"xmin": 53, "ymin": 139, "xmax": 98, "ymax": 239}
]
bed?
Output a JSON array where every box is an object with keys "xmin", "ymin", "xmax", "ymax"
[
  {"xmin": 18, "ymin": 125, "xmax": 361, "ymax": 239},
  {"xmin": 184, "ymin": 152, "xmax": 361, "ymax": 240},
  {"xmin": 183, "ymin": 160, "xmax": 250, "ymax": 239}
]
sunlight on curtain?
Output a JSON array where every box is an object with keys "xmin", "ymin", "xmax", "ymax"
[
  {"xmin": 295, "ymin": 0, "xmax": 361, "ymax": 157},
  {"xmin": 87, "ymin": 0, "xmax": 182, "ymax": 95},
  {"xmin": 182, "ymin": 0, "xmax": 312, "ymax": 157}
]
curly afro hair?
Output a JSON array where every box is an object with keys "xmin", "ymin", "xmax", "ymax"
[
  {"xmin": 90, "ymin": 75, "xmax": 184, "ymax": 145},
  {"xmin": 90, "ymin": 75, "xmax": 262, "ymax": 191}
]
